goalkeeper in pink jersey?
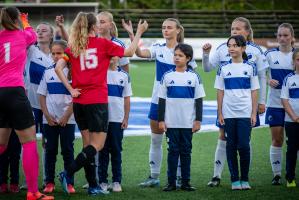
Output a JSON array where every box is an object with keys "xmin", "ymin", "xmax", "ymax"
[{"xmin": 0, "ymin": 7, "xmax": 54, "ymax": 200}]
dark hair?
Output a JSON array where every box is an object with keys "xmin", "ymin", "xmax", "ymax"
[
  {"xmin": 174, "ymin": 43, "xmax": 193, "ymax": 66},
  {"xmin": 227, "ymin": 35, "xmax": 248, "ymax": 61},
  {"xmin": 0, "ymin": 7, "xmax": 20, "ymax": 30}
]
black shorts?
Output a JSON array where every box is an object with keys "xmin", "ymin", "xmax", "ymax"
[
  {"xmin": 73, "ymin": 103, "xmax": 108, "ymax": 133},
  {"xmin": 0, "ymin": 87, "xmax": 35, "ymax": 130}
]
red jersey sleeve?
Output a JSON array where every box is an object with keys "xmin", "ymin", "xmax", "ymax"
[
  {"xmin": 24, "ymin": 27, "xmax": 37, "ymax": 47},
  {"xmin": 104, "ymin": 39, "xmax": 125, "ymax": 58}
]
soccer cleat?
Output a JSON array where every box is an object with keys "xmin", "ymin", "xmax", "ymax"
[
  {"xmin": 67, "ymin": 184, "xmax": 76, "ymax": 194},
  {"xmin": 0, "ymin": 183, "xmax": 8, "ymax": 193},
  {"xmin": 181, "ymin": 183, "xmax": 196, "ymax": 191},
  {"xmin": 26, "ymin": 192, "xmax": 54, "ymax": 200},
  {"xmin": 58, "ymin": 171, "xmax": 69, "ymax": 194},
  {"xmin": 231, "ymin": 181, "xmax": 242, "ymax": 190},
  {"xmin": 176, "ymin": 176, "xmax": 182, "ymax": 188},
  {"xmin": 10, "ymin": 184, "xmax": 20, "ymax": 193},
  {"xmin": 240, "ymin": 181, "xmax": 251, "ymax": 190},
  {"xmin": 272, "ymin": 175, "xmax": 282, "ymax": 185},
  {"xmin": 138, "ymin": 176, "xmax": 160, "ymax": 187},
  {"xmin": 163, "ymin": 184, "xmax": 177, "ymax": 192},
  {"xmin": 82, "ymin": 183, "xmax": 89, "ymax": 189},
  {"xmin": 43, "ymin": 183, "xmax": 55, "ymax": 193},
  {"xmin": 207, "ymin": 176, "xmax": 221, "ymax": 187},
  {"xmin": 99, "ymin": 183, "xmax": 109, "ymax": 192},
  {"xmin": 287, "ymin": 180, "xmax": 296, "ymax": 188},
  {"xmin": 112, "ymin": 182, "xmax": 122, "ymax": 192},
  {"xmin": 87, "ymin": 186, "xmax": 110, "ymax": 195}
]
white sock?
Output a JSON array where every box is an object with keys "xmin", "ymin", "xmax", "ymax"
[
  {"xmin": 270, "ymin": 145, "xmax": 282, "ymax": 176},
  {"xmin": 149, "ymin": 133, "xmax": 163, "ymax": 178},
  {"xmin": 213, "ymin": 139, "xmax": 227, "ymax": 178},
  {"xmin": 176, "ymin": 157, "xmax": 181, "ymax": 177}
]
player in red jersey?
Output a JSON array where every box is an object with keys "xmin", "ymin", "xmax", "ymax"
[{"xmin": 55, "ymin": 12, "xmax": 147, "ymax": 195}]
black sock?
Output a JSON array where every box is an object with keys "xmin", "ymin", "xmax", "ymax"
[
  {"xmin": 83, "ymin": 156, "xmax": 98, "ymax": 188},
  {"xmin": 67, "ymin": 145, "xmax": 97, "ymax": 177}
]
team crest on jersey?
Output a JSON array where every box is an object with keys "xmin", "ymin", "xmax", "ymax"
[
  {"xmin": 226, "ymin": 72, "xmax": 231, "ymax": 76},
  {"xmin": 38, "ymin": 57, "xmax": 43, "ymax": 61},
  {"xmin": 226, "ymin": 53, "xmax": 230, "ymax": 57},
  {"xmin": 159, "ymin": 54, "xmax": 163, "ymax": 58},
  {"xmin": 291, "ymin": 82, "xmax": 297, "ymax": 87},
  {"xmin": 247, "ymin": 54, "xmax": 253, "ymax": 60},
  {"xmin": 187, "ymin": 80, "xmax": 192, "ymax": 85},
  {"xmin": 169, "ymin": 80, "xmax": 174, "ymax": 84},
  {"xmin": 243, "ymin": 71, "xmax": 248, "ymax": 76},
  {"xmin": 274, "ymin": 61, "xmax": 279, "ymax": 64},
  {"xmin": 119, "ymin": 79, "xmax": 124, "ymax": 84}
]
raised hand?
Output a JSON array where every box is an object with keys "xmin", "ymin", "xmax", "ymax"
[
  {"xmin": 19, "ymin": 13, "xmax": 30, "ymax": 28},
  {"xmin": 122, "ymin": 19, "xmax": 134, "ymax": 36},
  {"xmin": 202, "ymin": 43, "xmax": 212, "ymax": 54},
  {"xmin": 136, "ymin": 19, "xmax": 148, "ymax": 35},
  {"xmin": 55, "ymin": 15, "xmax": 65, "ymax": 28}
]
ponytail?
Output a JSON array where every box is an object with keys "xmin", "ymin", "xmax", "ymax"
[{"xmin": 0, "ymin": 7, "xmax": 20, "ymax": 30}]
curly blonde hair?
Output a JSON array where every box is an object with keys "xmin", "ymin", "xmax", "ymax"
[{"xmin": 68, "ymin": 12, "xmax": 97, "ymax": 57}]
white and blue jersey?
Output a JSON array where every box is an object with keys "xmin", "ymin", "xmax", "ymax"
[
  {"xmin": 111, "ymin": 37, "xmax": 130, "ymax": 67},
  {"xmin": 214, "ymin": 61, "xmax": 260, "ymax": 119},
  {"xmin": 281, "ymin": 72, "xmax": 299, "ymax": 122},
  {"xmin": 210, "ymin": 41, "xmax": 269, "ymax": 72},
  {"xmin": 25, "ymin": 45, "xmax": 53, "ymax": 109},
  {"xmin": 37, "ymin": 65, "xmax": 75, "ymax": 124},
  {"xmin": 158, "ymin": 68, "xmax": 205, "ymax": 128},
  {"xmin": 265, "ymin": 48, "xmax": 294, "ymax": 108},
  {"xmin": 107, "ymin": 67, "xmax": 132, "ymax": 123},
  {"xmin": 148, "ymin": 42, "xmax": 197, "ymax": 120}
]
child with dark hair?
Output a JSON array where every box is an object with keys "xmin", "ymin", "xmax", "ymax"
[
  {"xmin": 215, "ymin": 35, "xmax": 259, "ymax": 190},
  {"xmin": 158, "ymin": 43, "xmax": 205, "ymax": 191}
]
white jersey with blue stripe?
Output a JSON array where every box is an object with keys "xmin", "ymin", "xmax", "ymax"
[
  {"xmin": 37, "ymin": 65, "xmax": 75, "ymax": 124},
  {"xmin": 25, "ymin": 45, "xmax": 53, "ymax": 109},
  {"xmin": 210, "ymin": 41, "xmax": 269, "ymax": 72},
  {"xmin": 158, "ymin": 68, "xmax": 205, "ymax": 128},
  {"xmin": 214, "ymin": 61, "xmax": 260, "ymax": 118},
  {"xmin": 111, "ymin": 37, "xmax": 130, "ymax": 67},
  {"xmin": 281, "ymin": 72, "xmax": 299, "ymax": 122},
  {"xmin": 149, "ymin": 42, "xmax": 197, "ymax": 104},
  {"xmin": 107, "ymin": 67, "xmax": 132, "ymax": 123},
  {"xmin": 265, "ymin": 48, "xmax": 294, "ymax": 108}
]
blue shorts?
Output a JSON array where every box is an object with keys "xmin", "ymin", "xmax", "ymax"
[
  {"xmin": 265, "ymin": 107, "xmax": 285, "ymax": 127},
  {"xmin": 216, "ymin": 112, "xmax": 260, "ymax": 128},
  {"xmin": 148, "ymin": 103, "xmax": 158, "ymax": 121}
]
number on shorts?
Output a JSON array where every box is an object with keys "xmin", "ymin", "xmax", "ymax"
[
  {"xmin": 4, "ymin": 42, "xmax": 10, "ymax": 63},
  {"xmin": 80, "ymin": 48, "xmax": 98, "ymax": 71}
]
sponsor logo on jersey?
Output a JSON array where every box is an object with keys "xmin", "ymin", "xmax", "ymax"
[
  {"xmin": 170, "ymin": 80, "xmax": 175, "ymax": 84},
  {"xmin": 291, "ymin": 82, "xmax": 297, "ymax": 87},
  {"xmin": 226, "ymin": 72, "xmax": 231, "ymax": 76},
  {"xmin": 274, "ymin": 61, "xmax": 279, "ymax": 64},
  {"xmin": 50, "ymin": 76, "xmax": 54, "ymax": 81}
]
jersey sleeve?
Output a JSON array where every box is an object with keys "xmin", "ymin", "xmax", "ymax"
[
  {"xmin": 149, "ymin": 43, "xmax": 158, "ymax": 59},
  {"xmin": 105, "ymin": 39, "xmax": 125, "ymax": 58},
  {"xmin": 214, "ymin": 67, "xmax": 224, "ymax": 90},
  {"xmin": 256, "ymin": 50, "xmax": 269, "ymax": 72},
  {"xmin": 158, "ymin": 75, "xmax": 167, "ymax": 99},
  {"xmin": 280, "ymin": 77, "xmax": 289, "ymax": 99},
  {"xmin": 119, "ymin": 57, "xmax": 130, "ymax": 66},
  {"xmin": 23, "ymin": 27, "xmax": 37, "ymax": 47},
  {"xmin": 123, "ymin": 75, "xmax": 133, "ymax": 97},
  {"xmin": 37, "ymin": 72, "xmax": 47, "ymax": 96},
  {"xmin": 189, "ymin": 58, "xmax": 197, "ymax": 69},
  {"xmin": 209, "ymin": 45, "xmax": 222, "ymax": 70},
  {"xmin": 251, "ymin": 65, "xmax": 260, "ymax": 90},
  {"xmin": 194, "ymin": 73, "xmax": 206, "ymax": 99}
]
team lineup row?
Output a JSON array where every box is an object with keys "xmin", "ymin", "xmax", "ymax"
[{"xmin": 0, "ymin": 6, "xmax": 299, "ymax": 200}]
